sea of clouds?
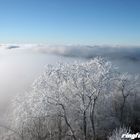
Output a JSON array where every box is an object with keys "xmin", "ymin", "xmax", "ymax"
[
  {"xmin": 0, "ymin": 43, "xmax": 140, "ymax": 115},
  {"xmin": 32, "ymin": 44, "xmax": 140, "ymax": 61},
  {"xmin": 2, "ymin": 44, "xmax": 140, "ymax": 61}
]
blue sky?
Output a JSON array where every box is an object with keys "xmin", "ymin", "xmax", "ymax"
[{"xmin": 0, "ymin": 0, "xmax": 140, "ymax": 45}]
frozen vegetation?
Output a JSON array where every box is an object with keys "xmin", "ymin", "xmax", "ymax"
[{"xmin": 0, "ymin": 57, "xmax": 140, "ymax": 140}]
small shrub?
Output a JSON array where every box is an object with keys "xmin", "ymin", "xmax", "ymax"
[{"xmin": 108, "ymin": 127, "xmax": 130, "ymax": 140}]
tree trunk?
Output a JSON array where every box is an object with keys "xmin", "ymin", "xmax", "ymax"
[
  {"xmin": 59, "ymin": 104, "xmax": 77, "ymax": 140},
  {"xmin": 83, "ymin": 110, "xmax": 87, "ymax": 140},
  {"xmin": 90, "ymin": 100, "xmax": 96, "ymax": 140},
  {"xmin": 58, "ymin": 114, "xmax": 62, "ymax": 140},
  {"xmin": 120, "ymin": 94, "xmax": 126, "ymax": 126}
]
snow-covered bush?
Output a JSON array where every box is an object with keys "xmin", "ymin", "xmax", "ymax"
[{"xmin": 108, "ymin": 127, "xmax": 130, "ymax": 140}]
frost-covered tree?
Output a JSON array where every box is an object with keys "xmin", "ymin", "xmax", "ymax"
[
  {"xmin": 11, "ymin": 58, "xmax": 115, "ymax": 140},
  {"xmin": 111, "ymin": 73, "xmax": 140, "ymax": 127},
  {"xmin": 6, "ymin": 57, "xmax": 140, "ymax": 140}
]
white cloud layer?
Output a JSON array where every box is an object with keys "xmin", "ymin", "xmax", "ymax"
[
  {"xmin": 1, "ymin": 44, "xmax": 140, "ymax": 62},
  {"xmin": 32, "ymin": 45, "xmax": 140, "ymax": 62}
]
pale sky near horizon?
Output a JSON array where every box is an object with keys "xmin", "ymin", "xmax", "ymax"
[{"xmin": 0, "ymin": 0, "xmax": 140, "ymax": 45}]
